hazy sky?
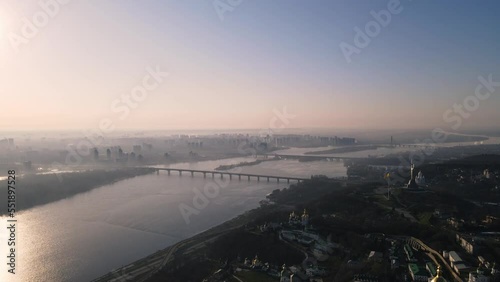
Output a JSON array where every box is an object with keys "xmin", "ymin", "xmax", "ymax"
[{"xmin": 1, "ymin": 0, "xmax": 499, "ymax": 131}]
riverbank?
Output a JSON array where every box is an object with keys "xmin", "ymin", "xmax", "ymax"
[
  {"xmin": 97, "ymin": 174, "xmax": 471, "ymax": 281},
  {"xmin": 0, "ymin": 167, "xmax": 155, "ymax": 215},
  {"xmin": 92, "ymin": 178, "xmax": 345, "ymax": 281},
  {"xmin": 214, "ymin": 157, "xmax": 280, "ymax": 171},
  {"xmin": 91, "ymin": 204, "xmax": 280, "ymax": 282},
  {"xmin": 304, "ymin": 145, "xmax": 381, "ymax": 155}
]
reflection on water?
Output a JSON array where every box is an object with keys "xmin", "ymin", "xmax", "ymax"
[
  {"xmin": 273, "ymin": 146, "xmax": 333, "ymax": 155},
  {"xmin": 153, "ymin": 156, "xmax": 347, "ymax": 178},
  {"xmin": 274, "ymin": 135, "xmax": 500, "ymax": 157},
  {"xmin": 229, "ymin": 159, "xmax": 347, "ymax": 178},
  {"xmin": 0, "ymin": 173, "xmax": 280, "ymax": 282},
  {"xmin": 0, "ymin": 157, "xmax": 344, "ymax": 281},
  {"xmin": 3, "ymin": 137, "xmax": 497, "ymax": 281},
  {"xmin": 274, "ymin": 146, "xmax": 413, "ymax": 158},
  {"xmin": 157, "ymin": 157, "xmax": 255, "ymax": 170}
]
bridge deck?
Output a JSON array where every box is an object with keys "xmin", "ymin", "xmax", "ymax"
[{"xmin": 154, "ymin": 168, "xmax": 308, "ymax": 181}]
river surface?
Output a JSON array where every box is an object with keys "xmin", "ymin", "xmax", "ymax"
[
  {"xmin": 1, "ymin": 133, "xmax": 497, "ymax": 282},
  {"xmin": 0, "ymin": 173, "xmax": 282, "ymax": 282},
  {"xmin": 274, "ymin": 135, "xmax": 500, "ymax": 158},
  {"xmin": 0, "ymin": 157, "xmax": 345, "ymax": 282},
  {"xmin": 157, "ymin": 157, "xmax": 348, "ymax": 178},
  {"xmin": 274, "ymin": 145, "xmax": 421, "ymax": 158}
]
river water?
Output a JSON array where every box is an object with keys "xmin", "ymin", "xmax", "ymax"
[
  {"xmin": 274, "ymin": 146, "xmax": 413, "ymax": 158},
  {"xmin": 0, "ymin": 157, "xmax": 345, "ymax": 282},
  {"xmin": 2, "ymin": 133, "xmax": 497, "ymax": 282},
  {"xmin": 273, "ymin": 135, "xmax": 500, "ymax": 158}
]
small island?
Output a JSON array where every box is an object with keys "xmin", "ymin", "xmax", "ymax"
[
  {"xmin": 215, "ymin": 157, "xmax": 280, "ymax": 171},
  {"xmin": 304, "ymin": 145, "xmax": 381, "ymax": 155}
]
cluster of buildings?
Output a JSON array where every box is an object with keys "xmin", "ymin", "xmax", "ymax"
[
  {"xmin": 273, "ymin": 135, "xmax": 356, "ymax": 147},
  {"xmin": 443, "ymin": 168, "xmax": 499, "ymax": 185},
  {"xmin": 441, "ymin": 250, "xmax": 500, "ymax": 281},
  {"xmin": 204, "ymin": 209, "xmax": 339, "ymax": 281},
  {"xmin": 398, "ymin": 235, "xmax": 500, "ymax": 282},
  {"xmin": 398, "ymin": 240, "xmax": 440, "ymax": 281},
  {"xmin": 237, "ymin": 256, "xmax": 327, "ymax": 282},
  {"xmin": 435, "ymin": 206, "xmax": 500, "ymax": 236},
  {"xmin": 201, "ymin": 203, "xmax": 500, "ymax": 282},
  {"xmin": 0, "ymin": 138, "xmax": 15, "ymax": 149},
  {"xmin": 281, "ymin": 210, "xmax": 343, "ymax": 262},
  {"xmin": 164, "ymin": 134, "xmax": 357, "ymax": 151}
]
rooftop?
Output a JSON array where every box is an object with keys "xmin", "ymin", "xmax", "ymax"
[{"xmin": 408, "ymin": 263, "xmax": 429, "ymax": 277}]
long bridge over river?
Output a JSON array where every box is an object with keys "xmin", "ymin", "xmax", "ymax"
[{"xmin": 152, "ymin": 168, "xmax": 308, "ymax": 183}]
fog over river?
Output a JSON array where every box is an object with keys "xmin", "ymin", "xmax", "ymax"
[{"xmin": 1, "ymin": 157, "xmax": 345, "ymax": 282}]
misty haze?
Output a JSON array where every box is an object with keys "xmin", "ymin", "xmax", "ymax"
[{"xmin": 1, "ymin": 1, "xmax": 500, "ymax": 282}]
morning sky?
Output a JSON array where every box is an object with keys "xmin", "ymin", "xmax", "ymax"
[{"xmin": 1, "ymin": 0, "xmax": 499, "ymax": 131}]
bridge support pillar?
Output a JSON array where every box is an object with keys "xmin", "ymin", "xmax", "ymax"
[
  {"xmin": 156, "ymin": 169, "xmax": 159, "ymax": 175},
  {"xmin": 191, "ymin": 171, "xmax": 194, "ymax": 177},
  {"xmin": 248, "ymin": 176, "xmax": 250, "ymax": 181},
  {"xmin": 179, "ymin": 171, "xmax": 182, "ymax": 176},
  {"xmin": 203, "ymin": 172, "xmax": 206, "ymax": 178},
  {"xmin": 229, "ymin": 175, "xmax": 232, "ymax": 180},
  {"xmin": 212, "ymin": 173, "xmax": 214, "ymax": 178},
  {"xmin": 277, "ymin": 178, "xmax": 279, "ymax": 183},
  {"xmin": 220, "ymin": 174, "xmax": 223, "ymax": 179},
  {"xmin": 287, "ymin": 179, "xmax": 290, "ymax": 183},
  {"xmin": 257, "ymin": 177, "xmax": 260, "ymax": 182},
  {"xmin": 267, "ymin": 177, "xmax": 269, "ymax": 182},
  {"xmin": 238, "ymin": 175, "xmax": 241, "ymax": 181},
  {"xmin": 167, "ymin": 170, "xmax": 170, "ymax": 175}
]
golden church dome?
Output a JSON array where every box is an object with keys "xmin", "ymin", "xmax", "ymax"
[{"xmin": 431, "ymin": 266, "xmax": 447, "ymax": 282}]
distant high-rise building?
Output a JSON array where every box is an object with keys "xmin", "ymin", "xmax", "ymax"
[
  {"xmin": 0, "ymin": 138, "xmax": 14, "ymax": 148},
  {"xmin": 93, "ymin": 148, "xmax": 99, "ymax": 160},
  {"xmin": 133, "ymin": 145, "xmax": 142, "ymax": 153}
]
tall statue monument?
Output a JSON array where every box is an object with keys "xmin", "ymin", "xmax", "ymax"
[{"xmin": 407, "ymin": 161, "xmax": 419, "ymax": 189}]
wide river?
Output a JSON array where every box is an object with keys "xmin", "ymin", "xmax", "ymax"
[
  {"xmin": 1, "ymin": 134, "xmax": 499, "ymax": 281},
  {"xmin": 0, "ymin": 157, "xmax": 346, "ymax": 282},
  {"xmin": 273, "ymin": 134, "xmax": 500, "ymax": 158},
  {"xmin": 2, "ymin": 133, "xmax": 497, "ymax": 282}
]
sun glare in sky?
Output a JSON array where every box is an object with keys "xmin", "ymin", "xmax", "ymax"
[{"xmin": 0, "ymin": 1, "xmax": 500, "ymax": 131}]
